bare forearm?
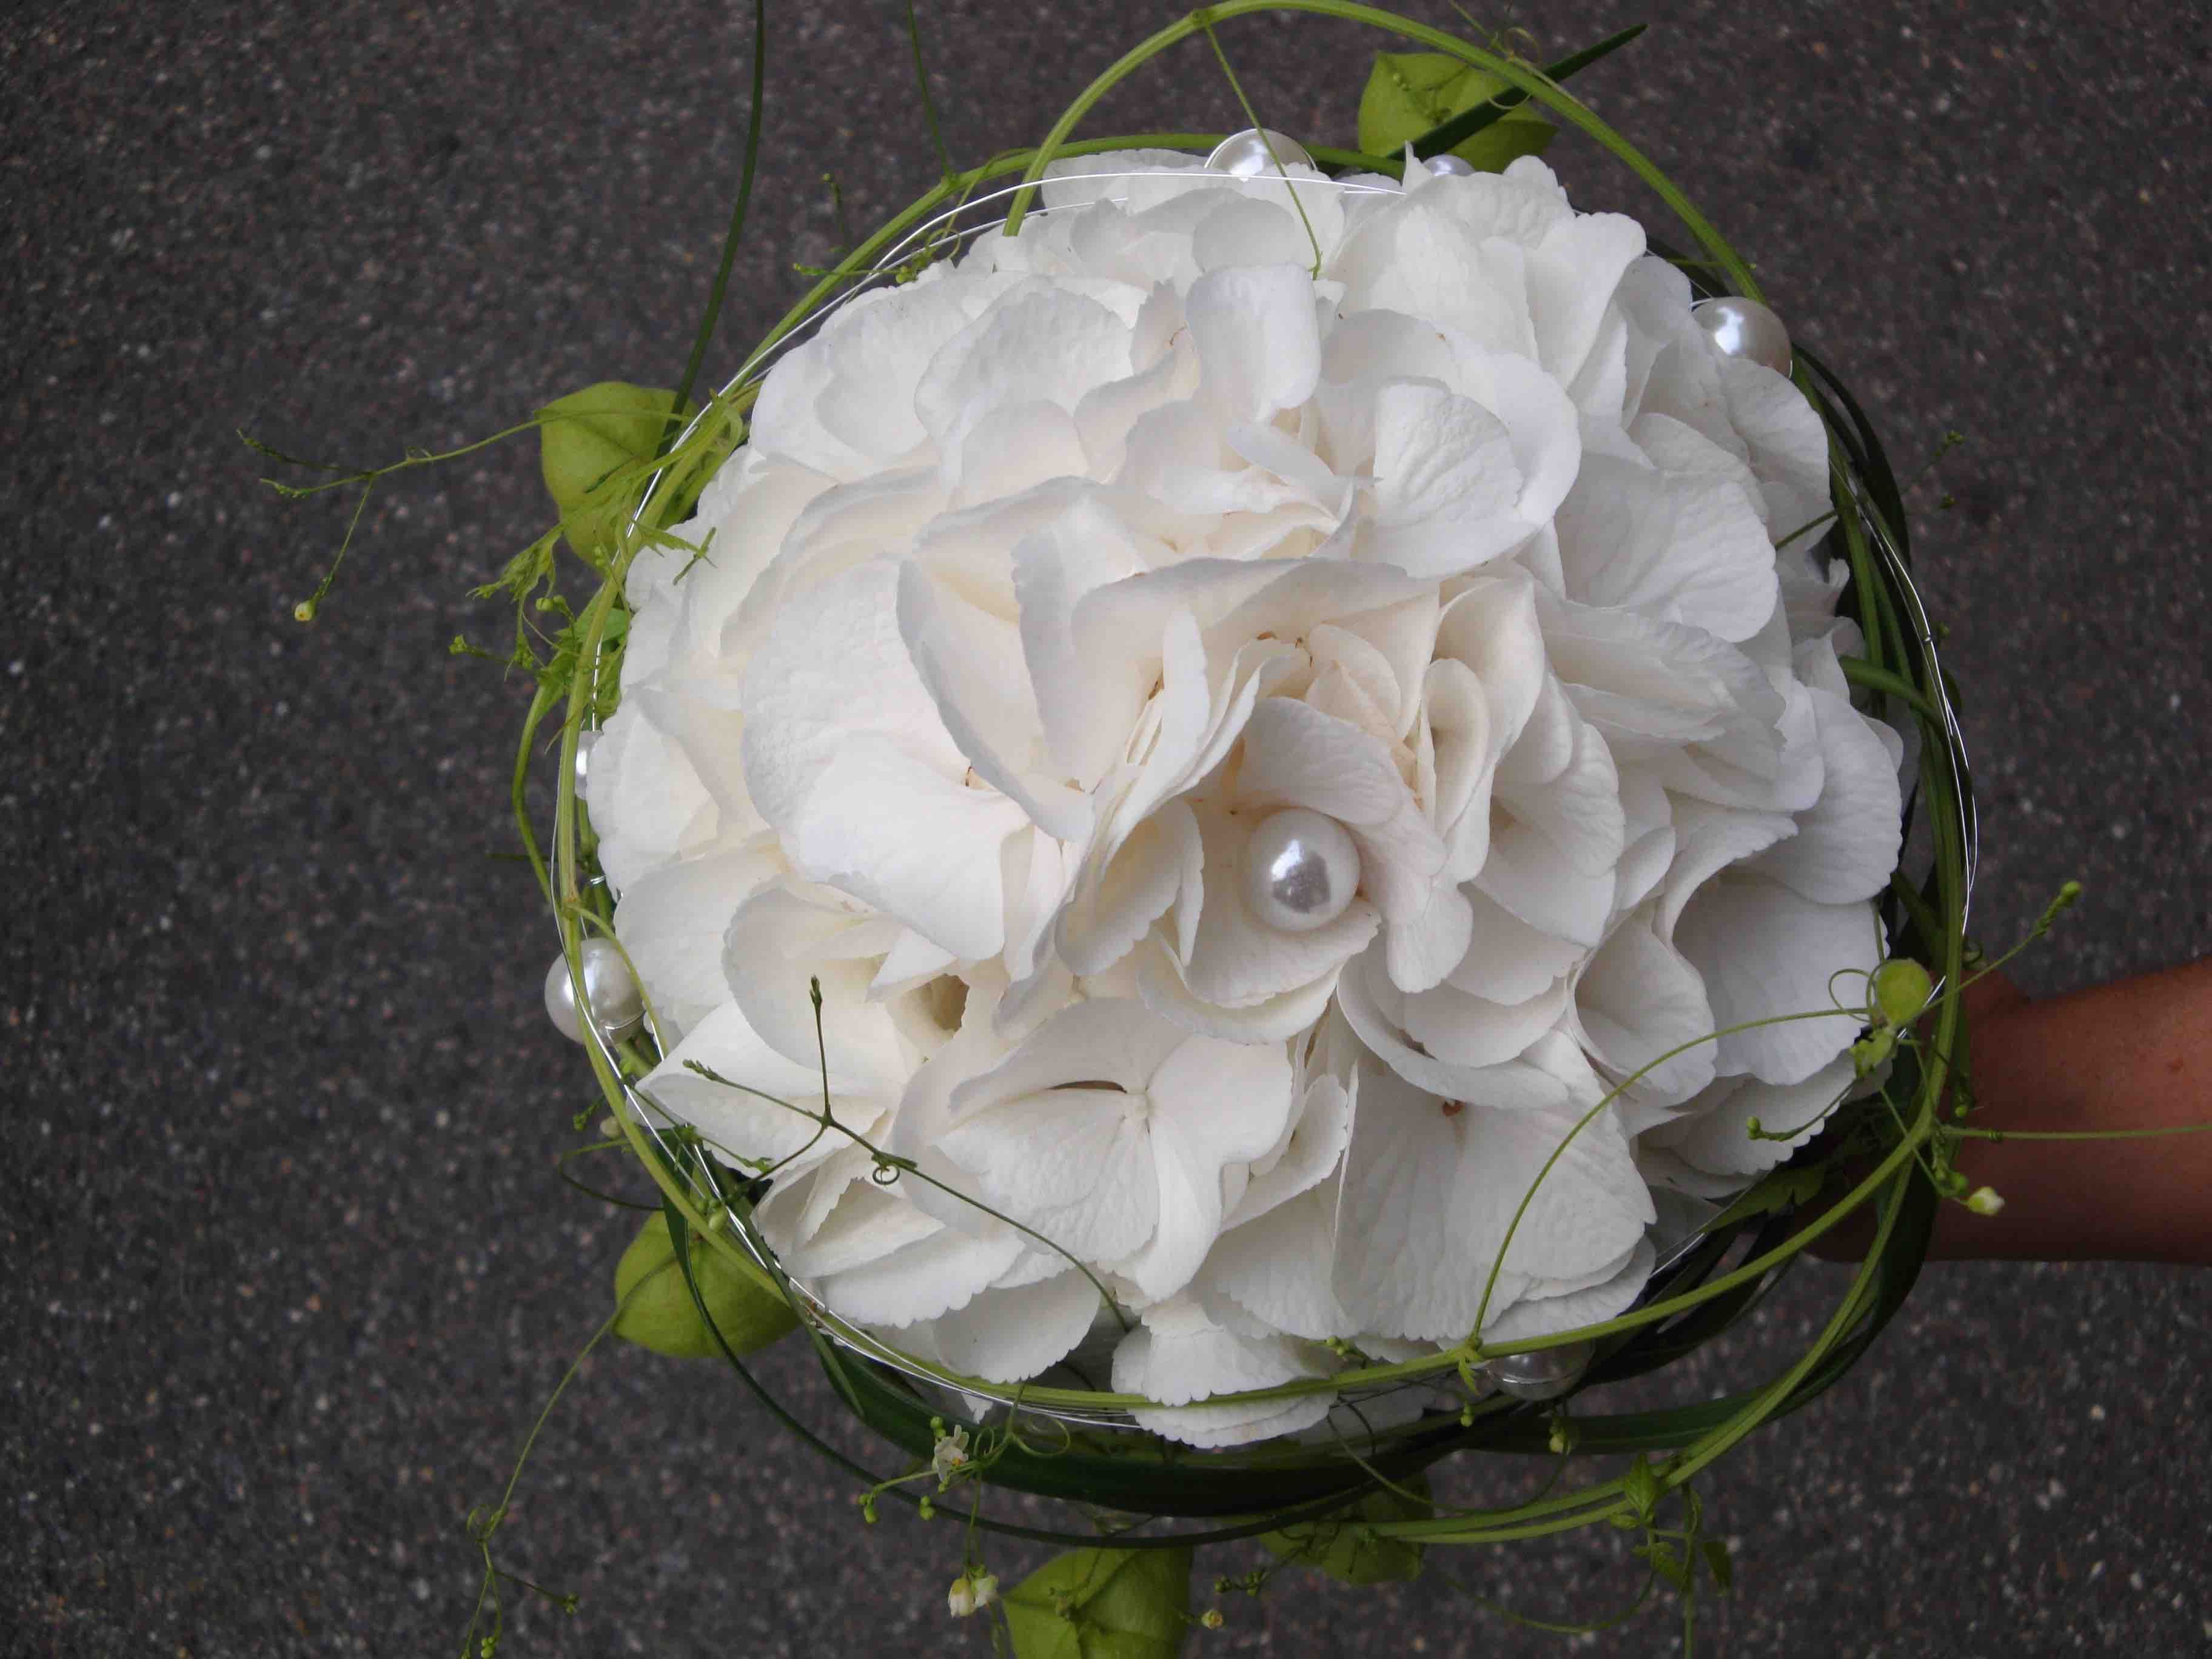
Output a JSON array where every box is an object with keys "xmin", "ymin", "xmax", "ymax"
[{"xmin": 1930, "ymin": 958, "xmax": 2212, "ymax": 1263}]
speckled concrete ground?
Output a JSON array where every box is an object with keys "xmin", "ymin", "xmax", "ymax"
[{"xmin": 4, "ymin": 2, "xmax": 2207, "ymax": 1655}]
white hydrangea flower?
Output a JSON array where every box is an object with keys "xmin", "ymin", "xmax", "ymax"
[{"xmin": 595, "ymin": 152, "xmax": 1905, "ymax": 1445}]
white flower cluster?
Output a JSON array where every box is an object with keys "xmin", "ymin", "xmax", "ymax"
[{"xmin": 591, "ymin": 153, "xmax": 1903, "ymax": 1446}]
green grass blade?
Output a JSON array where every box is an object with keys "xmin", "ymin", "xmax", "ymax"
[{"xmin": 1407, "ymin": 24, "xmax": 1647, "ymax": 159}]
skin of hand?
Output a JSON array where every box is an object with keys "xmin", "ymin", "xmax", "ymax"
[{"xmin": 1813, "ymin": 956, "xmax": 2212, "ymax": 1265}]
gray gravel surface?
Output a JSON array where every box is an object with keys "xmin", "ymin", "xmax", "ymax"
[{"xmin": 4, "ymin": 1, "xmax": 2208, "ymax": 1655}]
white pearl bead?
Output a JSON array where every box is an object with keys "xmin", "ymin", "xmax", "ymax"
[
  {"xmin": 1422, "ymin": 153, "xmax": 1476, "ymax": 177},
  {"xmin": 1242, "ymin": 808, "xmax": 1361, "ymax": 933},
  {"xmin": 1205, "ymin": 127, "xmax": 1315, "ymax": 179},
  {"xmin": 572, "ymin": 728, "xmax": 598, "ymax": 800},
  {"xmin": 544, "ymin": 938, "xmax": 644, "ymax": 1045},
  {"xmin": 1485, "ymin": 1339, "xmax": 1595, "ymax": 1403},
  {"xmin": 1692, "ymin": 295, "xmax": 1794, "ymax": 377}
]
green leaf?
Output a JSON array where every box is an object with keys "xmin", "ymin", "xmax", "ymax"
[
  {"xmin": 1261, "ymin": 1478, "xmax": 1430, "ymax": 1584},
  {"xmin": 1620, "ymin": 1454, "xmax": 1662, "ymax": 1521},
  {"xmin": 1699, "ymin": 1537, "xmax": 1734, "ymax": 1594},
  {"xmin": 1644, "ymin": 1540, "xmax": 1691, "ymax": 1593},
  {"xmin": 611, "ymin": 1210, "xmax": 798, "ymax": 1360},
  {"xmin": 1702, "ymin": 1161, "xmax": 1826, "ymax": 1235},
  {"xmin": 1005, "ymin": 1547, "xmax": 1194, "ymax": 1659},
  {"xmin": 1358, "ymin": 51, "xmax": 1554, "ymax": 172},
  {"xmin": 537, "ymin": 381, "xmax": 701, "ymax": 562}
]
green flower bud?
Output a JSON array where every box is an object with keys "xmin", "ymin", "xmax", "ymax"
[
  {"xmin": 1005, "ymin": 1546, "xmax": 1193, "ymax": 1659},
  {"xmin": 1869, "ymin": 959, "xmax": 1934, "ymax": 1030},
  {"xmin": 611, "ymin": 1210, "xmax": 799, "ymax": 1360},
  {"xmin": 1261, "ymin": 1478, "xmax": 1430, "ymax": 1585},
  {"xmin": 537, "ymin": 382, "xmax": 689, "ymax": 562},
  {"xmin": 1965, "ymin": 1185, "xmax": 2006, "ymax": 1217},
  {"xmin": 1358, "ymin": 52, "xmax": 1556, "ymax": 173}
]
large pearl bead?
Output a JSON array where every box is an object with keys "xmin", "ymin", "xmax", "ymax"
[
  {"xmin": 1692, "ymin": 295, "xmax": 1794, "ymax": 377},
  {"xmin": 1421, "ymin": 152, "xmax": 1476, "ymax": 178},
  {"xmin": 544, "ymin": 939, "xmax": 644, "ymax": 1045},
  {"xmin": 1205, "ymin": 127, "xmax": 1315, "ymax": 179},
  {"xmin": 1485, "ymin": 1339, "xmax": 1595, "ymax": 1403},
  {"xmin": 1242, "ymin": 808, "xmax": 1361, "ymax": 933}
]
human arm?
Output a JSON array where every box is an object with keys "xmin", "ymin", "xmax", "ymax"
[{"xmin": 1817, "ymin": 957, "xmax": 2212, "ymax": 1264}]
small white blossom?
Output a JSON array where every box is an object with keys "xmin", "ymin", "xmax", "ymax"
[{"xmin": 930, "ymin": 1427, "xmax": 971, "ymax": 1487}]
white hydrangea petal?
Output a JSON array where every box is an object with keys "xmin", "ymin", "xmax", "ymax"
[
  {"xmin": 1524, "ymin": 210, "xmax": 1646, "ymax": 388},
  {"xmin": 939, "ymin": 1088, "xmax": 1159, "ymax": 1266},
  {"xmin": 1333, "ymin": 1061, "xmax": 1526, "ymax": 1340},
  {"xmin": 640, "ymin": 1001, "xmax": 862, "ymax": 1176},
  {"xmin": 1226, "ymin": 1074, "xmax": 1353, "ymax": 1230},
  {"xmin": 1647, "ymin": 1054, "xmax": 1855, "ymax": 1177},
  {"xmin": 787, "ymin": 735, "xmax": 1031, "ymax": 962},
  {"xmin": 1674, "ymin": 876, "xmax": 1880, "ymax": 1084},
  {"xmin": 1041, "ymin": 148, "xmax": 1207, "ymax": 210},
  {"xmin": 1493, "ymin": 679, "xmax": 1624, "ymax": 878},
  {"xmin": 1113, "ymin": 1295, "xmax": 1338, "ymax": 1447},
  {"xmin": 1717, "ymin": 355, "xmax": 1831, "ymax": 528},
  {"xmin": 1481, "ymin": 1235, "xmax": 1654, "ymax": 1343},
  {"xmin": 914, "ymin": 284, "xmax": 1136, "ymax": 461},
  {"xmin": 1059, "ymin": 799, "xmax": 1201, "ymax": 977},
  {"xmin": 954, "ymin": 997, "xmax": 1188, "ymax": 1105},
  {"xmin": 1397, "ymin": 966, "xmax": 1571, "ymax": 1070},
  {"xmin": 773, "ymin": 1172, "xmax": 943, "ymax": 1280},
  {"xmin": 1572, "ymin": 913, "xmax": 1717, "ymax": 1107},
  {"xmin": 1338, "ymin": 953, "xmax": 1572, "ymax": 1111},
  {"xmin": 1445, "ymin": 888, "xmax": 1587, "ymax": 1004},
  {"xmin": 1185, "ymin": 263, "xmax": 1323, "ymax": 422},
  {"xmin": 590, "ymin": 695, "xmax": 721, "ymax": 893},
  {"xmin": 1749, "ymin": 686, "xmax": 1903, "ymax": 904},
  {"xmin": 1193, "ymin": 190, "xmax": 1321, "ymax": 272},
  {"xmin": 1138, "ymin": 944, "xmax": 1344, "ymax": 1043},
  {"xmin": 1204, "ymin": 1185, "xmax": 1355, "ymax": 1341},
  {"xmin": 1473, "ymin": 814, "xmax": 1616, "ymax": 950},
  {"xmin": 719, "ymin": 878, "xmax": 912, "ymax": 1091},
  {"xmin": 742, "ymin": 559, "xmax": 965, "ymax": 834},
  {"xmin": 908, "ymin": 1269, "xmax": 1104, "ymax": 1384},
  {"xmin": 896, "ymin": 561, "xmax": 1089, "ymax": 842},
  {"xmin": 1366, "ymin": 381, "xmax": 1527, "ymax": 575},
  {"xmin": 817, "ymin": 1224, "xmax": 1029, "ymax": 1327},
  {"xmin": 613, "ymin": 842, "xmax": 783, "ymax": 1044},
  {"xmin": 1554, "ymin": 452, "xmax": 1780, "ymax": 643}
]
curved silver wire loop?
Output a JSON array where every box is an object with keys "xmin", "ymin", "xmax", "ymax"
[{"xmin": 561, "ymin": 166, "xmax": 1979, "ymax": 1440}]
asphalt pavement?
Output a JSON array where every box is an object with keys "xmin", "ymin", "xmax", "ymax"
[{"xmin": 4, "ymin": 1, "xmax": 2208, "ymax": 1655}]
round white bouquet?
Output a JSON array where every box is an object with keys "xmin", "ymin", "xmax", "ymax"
[
  {"xmin": 275, "ymin": 7, "xmax": 1983, "ymax": 1647},
  {"xmin": 590, "ymin": 136, "xmax": 1905, "ymax": 1451}
]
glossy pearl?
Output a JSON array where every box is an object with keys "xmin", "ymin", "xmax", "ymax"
[
  {"xmin": 544, "ymin": 938, "xmax": 645, "ymax": 1045},
  {"xmin": 1692, "ymin": 295, "xmax": 1794, "ymax": 377},
  {"xmin": 1205, "ymin": 127, "xmax": 1315, "ymax": 179},
  {"xmin": 1242, "ymin": 808, "xmax": 1361, "ymax": 933},
  {"xmin": 1485, "ymin": 1339, "xmax": 1595, "ymax": 1403},
  {"xmin": 572, "ymin": 728, "xmax": 598, "ymax": 802},
  {"xmin": 1421, "ymin": 152, "xmax": 1476, "ymax": 178}
]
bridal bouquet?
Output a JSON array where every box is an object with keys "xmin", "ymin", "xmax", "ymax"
[{"xmin": 274, "ymin": 5, "xmax": 1983, "ymax": 1651}]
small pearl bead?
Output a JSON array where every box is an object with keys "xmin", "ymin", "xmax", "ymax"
[
  {"xmin": 1692, "ymin": 295, "xmax": 1794, "ymax": 377},
  {"xmin": 1242, "ymin": 808, "xmax": 1361, "ymax": 933},
  {"xmin": 572, "ymin": 728, "xmax": 598, "ymax": 803},
  {"xmin": 1422, "ymin": 153, "xmax": 1476, "ymax": 177},
  {"xmin": 544, "ymin": 938, "xmax": 644, "ymax": 1045},
  {"xmin": 1205, "ymin": 127, "xmax": 1315, "ymax": 179},
  {"xmin": 1485, "ymin": 1339, "xmax": 1595, "ymax": 1403}
]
